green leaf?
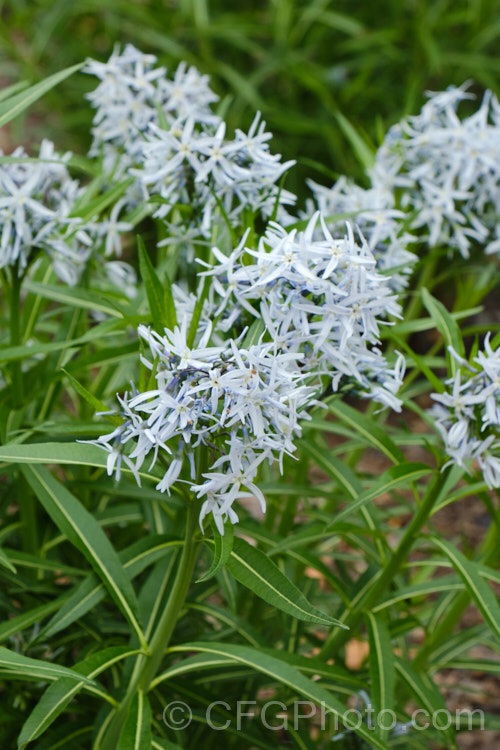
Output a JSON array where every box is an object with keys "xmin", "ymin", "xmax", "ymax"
[
  {"xmin": 324, "ymin": 398, "xmax": 404, "ymax": 463},
  {"xmin": 301, "ymin": 440, "xmax": 361, "ymax": 499},
  {"xmin": 326, "ymin": 463, "xmax": 431, "ymax": 528},
  {"xmin": 395, "ymin": 658, "xmax": 456, "ymax": 746},
  {"xmin": 421, "ymin": 288, "xmax": 464, "ymax": 377},
  {"xmin": 0, "ymin": 597, "xmax": 70, "ymax": 645},
  {"xmin": 373, "ymin": 575, "xmax": 464, "ymax": 612},
  {"xmin": 73, "ymin": 177, "xmax": 134, "ymax": 224},
  {"xmin": 391, "ymin": 334, "xmax": 445, "ymax": 393},
  {"xmin": 0, "ymin": 81, "xmax": 29, "ymax": 103},
  {"xmin": 0, "ymin": 62, "xmax": 83, "ymax": 128},
  {"xmin": 334, "ymin": 111, "xmax": 375, "ymax": 169},
  {"xmin": 0, "ymin": 545, "xmax": 16, "ymax": 573},
  {"xmin": 117, "ymin": 691, "xmax": 151, "ymax": 750},
  {"xmin": 365, "ymin": 612, "xmax": 395, "ymax": 742},
  {"xmin": 18, "ymin": 647, "xmax": 139, "ymax": 748},
  {"xmin": 434, "ymin": 658, "xmax": 500, "ymax": 674},
  {"xmin": 151, "ymin": 740, "xmax": 184, "ymax": 750},
  {"xmin": 41, "ymin": 537, "xmax": 182, "ymax": 639},
  {"xmin": 431, "ymin": 537, "xmax": 500, "ymax": 641},
  {"xmin": 23, "ymin": 281, "xmax": 125, "ymax": 318},
  {"xmin": 0, "ymin": 647, "xmax": 95, "ymax": 686},
  {"xmin": 187, "ymin": 277, "xmax": 209, "ymax": 348},
  {"xmin": 138, "ymin": 236, "xmax": 167, "ymax": 332},
  {"xmin": 61, "ymin": 369, "xmax": 122, "ymax": 427},
  {"xmin": 0, "ymin": 442, "xmax": 162, "ymax": 484},
  {"xmin": 227, "ymin": 536, "xmax": 346, "ymax": 628},
  {"xmin": 242, "ymin": 318, "xmax": 265, "ymax": 348},
  {"xmin": 197, "ymin": 521, "xmax": 234, "ymax": 582},
  {"xmin": 166, "ymin": 641, "xmax": 388, "ymax": 750},
  {"xmin": 0, "ymin": 315, "xmax": 141, "ymax": 364},
  {"xmin": 21, "ymin": 464, "xmax": 146, "ymax": 649},
  {"xmin": 186, "ymin": 601, "xmax": 264, "ymax": 647}
]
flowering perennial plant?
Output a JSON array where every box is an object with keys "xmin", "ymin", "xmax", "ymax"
[{"xmin": 1, "ymin": 43, "xmax": 500, "ymax": 750}]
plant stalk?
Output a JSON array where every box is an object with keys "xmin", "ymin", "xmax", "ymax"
[
  {"xmin": 9, "ymin": 267, "xmax": 23, "ymax": 408},
  {"xmin": 320, "ymin": 466, "xmax": 451, "ymax": 658},
  {"xmin": 100, "ymin": 502, "xmax": 200, "ymax": 749}
]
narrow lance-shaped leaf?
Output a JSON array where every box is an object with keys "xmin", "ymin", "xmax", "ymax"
[
  {"xmin": 197, "ymin": 520, "xmax": 234, "ymax": 583},
  {"xmin": 138, "ymin": 236, "xmax": 167, "ymax": 332},
  {"xmin": 0, "ymin": 62, "xmax": 83, "ymax": 127},
  {"xmin": 431, "ymin": 536, "xmax": 500, "ymax": 641},
  {"xmin": 41, "ymin": 538, "xmax": 182, "ymax": 639},
  {"xmin": 326, "ymin": 463, "xmax": 431, "ymax": 528},
  {"xmin": 0, "ymin": 442, "xmax": 162, "ymax": 484},
  {"xmin": 422, "ymin": 288, "xmax": 464, "ymax": 377},
  {"xmin": 187, "ymin": 276, "xmax": 209, "ymax": 347},
  {"xmin": 0, "ymin": 596, "xmax": 70, "ymax": 645},
  {"xmin": 365, "ymin": 612, "xmax": 395, "ymax": 743},
  {"xmin": 301, "ymin": 440, "xmax": 361, "ymax": 499},
  {"xmin": 151, "ymin": 740, "xmax": 186, "ymax": 750},
  {"xmin": 21, "ymin": 464, "xmax": 147, "ymax": 649},
  {"xmin": 18, "ymin": 647, "xmax": 141, "ymax": 748},
  {"xmin": 324, "ymin": 398, "xmax": 404, "ymax": 463},
  {"xmin": 23, "ymin": 281, "xmax": 125, "ymax": 319},
  {"xmin": 0, "ymin": 81, "xmax": 29, "ymax": 103},
  {"xmin": 0, "ymin": 647, "xmax": 95, "ymax": 686},
  {"xmin": 395, "ymin": 658, "xmax": 456, "ymax": 746},
  {"xmin": 165, "ymin": 642, "xmax": 389, "ymax": 750},
  {"xmin": 0, "ymin": 545, "xmax": 16, "ymax": 573},
  {"xmin": 227, "ymin": 536, "xmax": 347, "ymax": 628},
  {"xmin": 73, "ymin": 177, "xmax": 134, "ymax": 224},
  {"xmin": 117, "ymin": 691, "xmax": 152, "ymax": 750},
  {"xmin": 62, "ymin": 369, "xmax": 122, "ymax": 427}
]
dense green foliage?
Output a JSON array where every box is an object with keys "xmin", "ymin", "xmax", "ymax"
[
  {"xmin": 0, "ymin": 4, "xmax": 500, "ymax": 750},
  {"xmin": 1, "ymin": 0, "xmax": 500, "ymax": 195}
]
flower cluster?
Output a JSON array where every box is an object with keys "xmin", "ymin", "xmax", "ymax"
[
  {"xmin": 85, "ymin": 44, "xmax": 296, "ymax": 242},
  {"xmin": 85, "ymin": 47, "xmax": 408, "ymax": 532},
  {"xmin": 0, "ymin": 140, "xmax": 80, "ymax": 278},
  {"xmin": 431, "ymin": 335, "xmax": 500, "ymax": 488},
  {"xmin": 90, "ymin": 320, "xmax": 314, "ymax": 533},
  {"xmin": 373, "ymin": 83, "xmax": 500, "ymax": 257},
  {"xmin": 0, "ymin": 140, "xmax": 135, "ymax": 288},
  {"xmin": 136, "ymin": 111, "xmax": 296, "ymax": 237},
  {"xmin": 85, "ymin": 45, "xmax": 219, "ymax": 172},
  {"xmin": 309, "ymin": 83, "xmax": 500, "ymax": 287},
  {"xmin": 203, "ymin": 212, "xmax": 405, "ymax": 411}
]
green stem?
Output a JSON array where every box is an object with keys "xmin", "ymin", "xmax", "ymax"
[
  {"xmin": 140, "ymin": 503, "xmax": 200, "ymax": 688},
  {"xmin": 9, "ymin": 267, "xmax": 23, "ymax": 408},
  {"xmin": 320, "ymin": 466, "xmax": 451, "ymax": 659},
  {"xmin": 6, "ymin": 268, "xmax": 37, "ymax": 564},
  {"xmin": 100, "ymin": 503, "xmax": 201, "ymax": 749}
]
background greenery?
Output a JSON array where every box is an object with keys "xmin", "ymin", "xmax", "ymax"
[{"xmin": 1, "ymin": 0, "xmax": 500, "ymax": 200}]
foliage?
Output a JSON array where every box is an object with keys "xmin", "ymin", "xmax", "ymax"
[
  {"xmin": 1, "ymin": 0, "xmax": 500, "ymax": 198},
  {"xmin": 0, "ymin": 22, "xmax": 499, "ymax": 750}
]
